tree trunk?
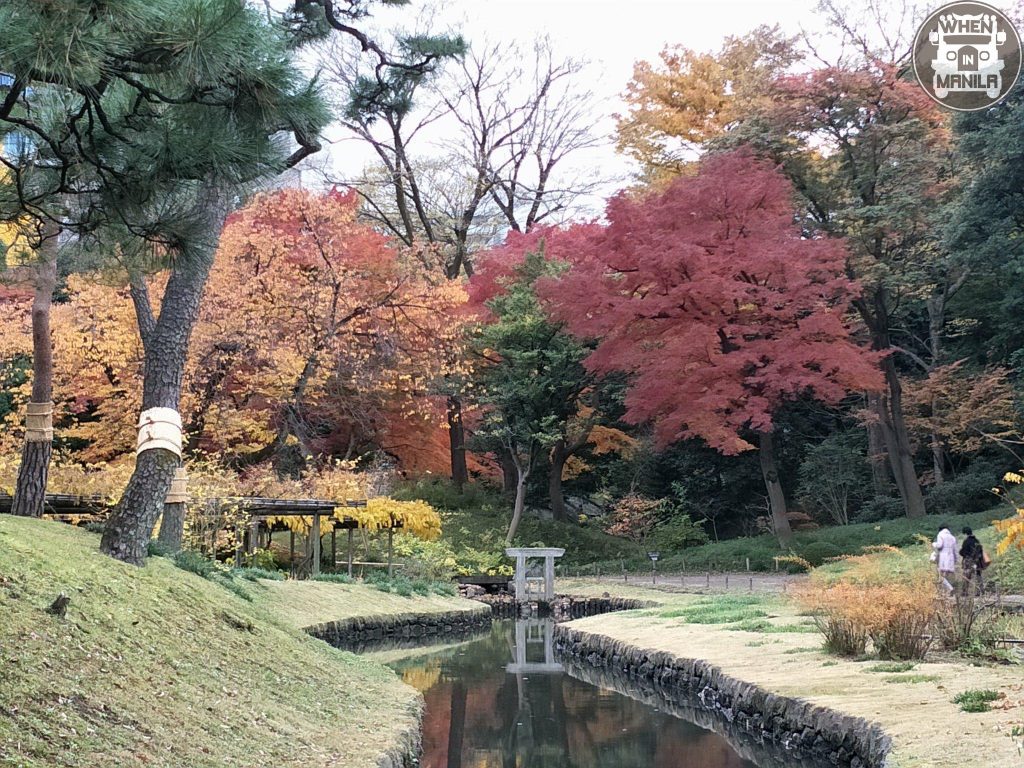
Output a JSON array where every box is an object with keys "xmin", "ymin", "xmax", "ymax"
[
  {"xmin": 860, "ymin": 290, "xmax": 926, "ymax": 519},
  {"xmin": 865, "ymin": 400, "xmax": 890, "ymax": 495},
  {"xmin": 12, "ymin": 441, "xmax": 53, "ymax": 517},
  {"xmin": 505, "ymin": 463, "xmax": 530, "ymax": 546},
  {"xmin": 11, "ymin": 228, "xmax": 58, "ymax": 518},
  {"xmin": 879, "ymin": 355, "xmax": 927, "ymax": 518},
  {"xmin": 157, "ymin": 501, "xmax": 186, "ymax": 552},
  {"xmin": 930, "ymin": 423, "xmax": 945, "ymax": 487},
  {"xmin": 548, "ymin": 439, "xmax": 569, "ymax": 523},
  {"xmin": 102, "ymin": 183, "xmax": 229, "ymax": 565},
  {"xmin": 926, "ymin": 293, "xmax": 946, "ymax": 485},
  {"xmin": 758, "ymin": 431, "xmax": 793, "ymax": 545},
  {"xmin": 447, "ymin": 395, "xmax": 469, "ymax": 490},
  {"xmin": 499, "ymin": 449, "xmax": 518, "ymax": 500}
]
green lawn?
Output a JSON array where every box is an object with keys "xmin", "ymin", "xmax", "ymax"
[{"xmin": 0, "ymin": 516, "xmax": 423, "ymax": 768}]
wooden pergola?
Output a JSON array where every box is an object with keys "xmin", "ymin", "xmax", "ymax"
[{"xmin": 0, "ymin": 493, "xmax": 378, "ymax": 578}]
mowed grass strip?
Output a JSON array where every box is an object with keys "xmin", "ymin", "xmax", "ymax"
[{"xmin": 0, "ymin": 516, "xmax": 422, "ymax": 768}]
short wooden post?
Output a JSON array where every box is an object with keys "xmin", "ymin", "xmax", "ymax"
[
  {"xmin": 247, "ymin": 522, "xmax": 258, "ymax": 556},
  {"xmin": 544, "ymin": 555, "xmax": 555, "ymax": 601},
  {"xmin": 746, "ymin": 557, "xmax": 750, "ymax": 572},
  {"xmin": 387, "ymin": 527, "xmax": 394, "ymax": 578},
  {"xmin": 331, "ymin": 527, "xmax": 337, "ymax": 569},
  {"xmin": 311, "ymin": 513, "xmax": 321, "ymax": 578},
  {"xmin": 725, "ymin": 574, "xmax": 729, "ymax": 588},
  {"xmin": 749, "ymin": 576, "xmax": 753, "ymax": 592},
  {"xmin": 289, "ymin": 530, "xmax": 295, "ymax": 564},
  {"xmin": 706, "ymin": 571, "xmax": 710, "ymax": 588},
  {"xmin": 347, "ymin": 528, "xmax": 354, "ymax": 578},
  {"xmin": 234, "ymin": 527, "xmax": 243, "ymax": 567}
]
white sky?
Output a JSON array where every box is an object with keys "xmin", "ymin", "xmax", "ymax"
[
  {"xmin": 297, "ymin": 0, "xmax": 1006, "ymax": 215},
  {"xmin": 302, "ymin": 0, "xmax": 833, "ymax": 198}
]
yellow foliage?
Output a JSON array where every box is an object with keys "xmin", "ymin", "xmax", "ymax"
[
  {"xmin": 774, "ymin": 554, "xmax": 812, "ymax": 572},
  {"xmin": 0, "ymin": 218, "xmax": 33, "ymax": 266},
  {"xmin": 995, "ymin": 470, "xmax": 1024, "ymax": 555},
  {"xmin": 617, "ymin": 26, "xmax": 799, "ymax": 185},
  {"xmin": 0, "ymin": 452, "xmax": 134, "ymax": 502},
  {"xmin": 400, "ymin": 661, "xmax": 441, "ymax": 693}
]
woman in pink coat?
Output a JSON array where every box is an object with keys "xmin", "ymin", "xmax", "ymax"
[{"xmin": 932, "ymin": 524, "xmax": 958, "ymax": 593}]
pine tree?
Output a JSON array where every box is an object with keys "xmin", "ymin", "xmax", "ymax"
[
  {"xmin": 1, "ymin": 0, "xmax": 329, "ymax": 562},
  {"xmin": 1, "ymin": 0, "xmax": 463, "ymax": 562}
]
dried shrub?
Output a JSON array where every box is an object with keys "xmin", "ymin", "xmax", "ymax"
[
  {"xmin": 795, "ymin": 549, "xmax": 940, "ymax": 660},
  {"xmin": 933, "ymin": 591, "xmax": 1000, "ymax": 653},
  {"xmin": 814, "ymin": 612, "xmax": 869, "ymax": 657}
]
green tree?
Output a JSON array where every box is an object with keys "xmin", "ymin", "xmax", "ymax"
[
  {"xmin": 947, "ymin": 82, "xmax": 1024, "ymax": 373},
  {"xmin": 797, "ymin": 431, "xmax": 872, "ymax": 526},
  {"xmin": 468, "ymin": 247, "xmax": 591, "ymax": 543}
]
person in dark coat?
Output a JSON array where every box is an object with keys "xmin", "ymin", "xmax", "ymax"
[{"xmin": 960, "ymin": 527, "xmax": 985, "ymax": 594}]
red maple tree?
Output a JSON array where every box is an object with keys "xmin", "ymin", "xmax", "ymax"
[{"xmin": 544, "ymin": 150, "xmax": 883, "ymax": 542}]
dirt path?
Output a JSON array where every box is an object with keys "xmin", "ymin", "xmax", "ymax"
[{"xmin": 567, "ymin": 571, "xmax": 808, "ymax": 595}]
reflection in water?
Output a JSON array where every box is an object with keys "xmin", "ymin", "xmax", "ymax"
[{"xmin": 385, "ymin": 619, "xmax": 758, "ymax": 768}]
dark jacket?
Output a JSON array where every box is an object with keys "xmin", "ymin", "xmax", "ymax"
[{"xmin": 960, "ymin": 535, "xmax": 984, "ymax": 568}]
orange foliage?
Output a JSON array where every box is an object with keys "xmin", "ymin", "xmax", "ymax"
[
  {"xmin": 617, "ymin": 26, "xmax": 799, "ymax": 185},
  {"xmin": 904, "ymin": 362, "xmax": 1020, "ymax": 456},
  {"xmin": 0, "ymin": 189, "xmax": 468, "ymax": 474}
]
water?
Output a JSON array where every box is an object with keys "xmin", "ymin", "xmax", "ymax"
[{"xmin": 378, "ymin": 619, "xmax": 765, "ymax": 768}]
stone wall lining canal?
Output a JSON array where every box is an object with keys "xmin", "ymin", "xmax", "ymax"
[
  {"xmin": 555, "ymin": 624, "xmax": 892, "ymax": 768},
  {"xmin": 307, "ymin": 597, "xmax": 894, "ymax": 768}
]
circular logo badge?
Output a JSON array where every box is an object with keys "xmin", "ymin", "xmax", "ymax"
[{"xmin": 913, "ymin": 1, "xmax": 1022, "ymax": 111}]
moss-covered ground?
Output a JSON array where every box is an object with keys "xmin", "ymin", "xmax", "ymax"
[{"xmin": 0, "ymin": 516, "xmax": 480, "ymax": 768}]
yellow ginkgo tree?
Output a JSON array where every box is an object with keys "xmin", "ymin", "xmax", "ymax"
[{"xmin": 996, "ymin": 471, "xmax": 1024, "ymax": 554}]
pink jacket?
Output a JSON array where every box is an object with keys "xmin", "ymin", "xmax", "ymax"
[{"xmin": 933, "ymin": 528, "xmax": 957, "ymax": 572}]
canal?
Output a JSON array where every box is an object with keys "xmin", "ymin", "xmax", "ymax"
[{"xmin": 372, "ymin": 618, "xmax": 830, "ymax": 768}]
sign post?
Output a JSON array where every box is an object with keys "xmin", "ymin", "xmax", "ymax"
[{"xmin": 647, "ymin": 551, "xmax": 660, "ymax": 585}]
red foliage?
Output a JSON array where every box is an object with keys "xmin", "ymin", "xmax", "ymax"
[
  {"xmin": 772, "ymin": 63, "xmax": 946, "ymax": 138},
  {"xmin": 467, "ymin": 224, "xmax": 603, "ymax": 312},
  {"xmin": 543, "ymin": 150, "xmax": 883, "ymax": 454}
]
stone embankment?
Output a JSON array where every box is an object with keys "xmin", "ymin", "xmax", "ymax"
[
  {"xmin": 555, "ymin": 625, "xmax": 891, "ymax": 768},
  {"xmin": 306, "ymin": 605, "xmax": 492, "ymax": 650}
]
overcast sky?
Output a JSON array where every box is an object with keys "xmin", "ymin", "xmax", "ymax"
[
  {"xmin": 304, "ymin": 0, "xmax": 835, "ymax": 189},
  {"xmin": 299, "ymin": 0, "xmax": 965, "ymax": 216}
]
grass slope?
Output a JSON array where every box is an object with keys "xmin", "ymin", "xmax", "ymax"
[{"xmin": 0, "ymin": 517, "xmax": 421, "ymax": 768}]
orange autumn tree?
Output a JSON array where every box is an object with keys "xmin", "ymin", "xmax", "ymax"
[
  {"xmin": 617, "ymin": 25, "xmax": 799, "ymax": 185},
  {"xmin": 31, "ymin": 188, "xmax": 466, "ymax": 476},
  {"xmin": 207, "ymin": 187, "xmax": 466, "ymax": 470}
]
